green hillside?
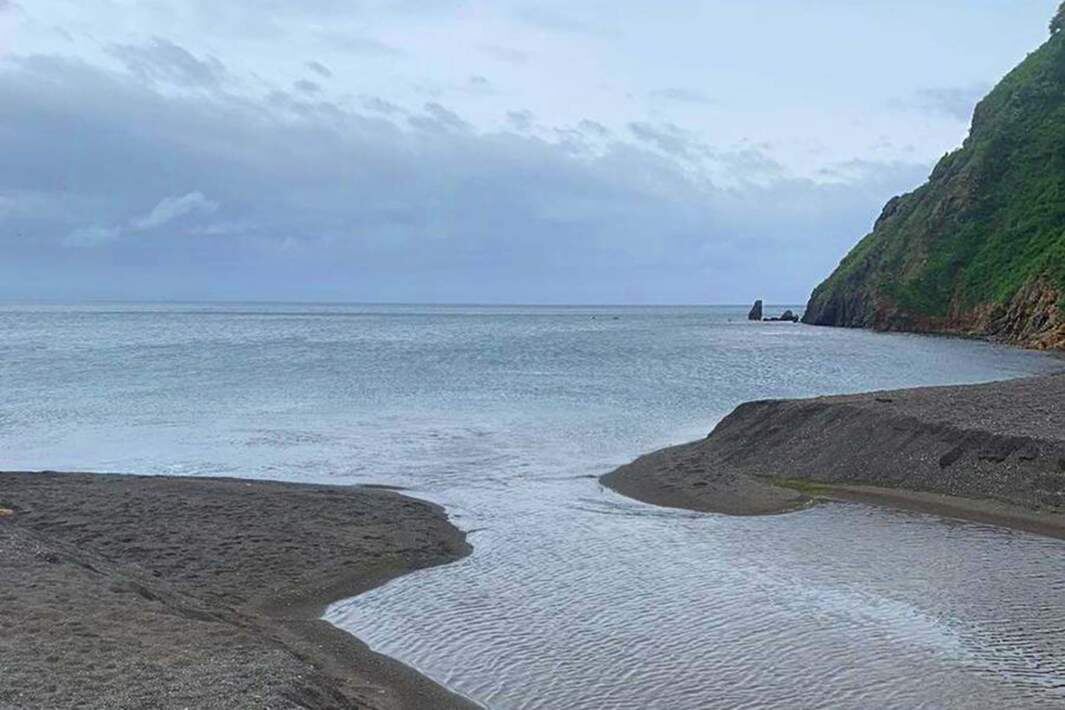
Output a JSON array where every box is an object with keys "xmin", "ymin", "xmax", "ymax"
[{"xmin": 803, "ymin": 15, "xmax": 1065, "ymax": 349}]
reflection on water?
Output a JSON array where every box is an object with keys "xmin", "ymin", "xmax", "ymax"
[{"xmin": 2, "ymin": 303, "xmax": 1063, "ymax": 708}]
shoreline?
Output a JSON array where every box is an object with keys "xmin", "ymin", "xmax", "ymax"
[
  {"xmin": 0, "ymin": 471, "xmax": 477, "ymax": 709},
  {"xmin": 774, "ymin": 480, "xmax": 1065, "ymax": 540},
  {"xmin": 602, "ymin": 373, "xmax": 1065, "ymax": 539}
]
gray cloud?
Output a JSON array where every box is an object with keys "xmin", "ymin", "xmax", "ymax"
[
  {"xmin": 409, "ymin": 102, "xmax": 471, "ymax": 132},
  {"xmin": 361, "ymin": 95, "xmax": 405, "ymax": 115},
  {"xmin": 52, "ymin": 25, "xmax": 75, "ymax": 43},
  {"xmin": 507, "ymin": 109, "xmax": 534, "ymax": 132},
  {"xmin": 294, "ymin": 78, "xmax": 321, "ymax": 94},
  {"xmin": 306, "ymin": 60, "xmax": 333, "ymax": 78},
  {"xmin": 650, "ymin": 88, "xmax": 717, "ymax": 105},
  {"xmin": 462, "ymin": 74, "xmax": 495, "ymax": 97},
  {"xmin": 628, "ymin": 122, "xmax": 708, "ymax": 160},
  {"xmin": 0, "ymin": 52, "xmax": 928, "ymax": 303},
  {"xmin": 478, "ymin": 44, "xmax": 529, "ymax": 65},
  {"xmin": 578, "ymin": 120, "xmax": 609, "ymax": 137},
  {"xmin": 316, "ymin": 31, "xmax": 403, "ymax": 57},
  {"xmin": 109, "ymin": 37, "xmax": 228, "ymax": 90}
]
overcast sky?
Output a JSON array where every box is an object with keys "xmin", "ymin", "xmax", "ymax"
[{"xmin": 0, "ymin": 1, "xmax": 1057, "ymax": 303}]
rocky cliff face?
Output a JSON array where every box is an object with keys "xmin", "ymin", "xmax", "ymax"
[{"xmin": 803, "ymin": 30, "xmax": 1065, "ymax": 351}]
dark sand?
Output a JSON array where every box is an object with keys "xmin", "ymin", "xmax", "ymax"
[
  {"xmin": 0, "ymin": 472, "xmax": 478, "ymax": 709},
  {"xmin": 602, "ymin": 373, "xmax": 1065, "ymax": 538}
]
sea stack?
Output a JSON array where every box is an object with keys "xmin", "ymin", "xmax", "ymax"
[{"xmin": 748, "ymin": 300, "xmax": 763, "ymax": 321}]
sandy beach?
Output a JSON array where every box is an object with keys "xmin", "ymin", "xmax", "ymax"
[
  {"xmin": 602, "ymin": 373, "xmax": 1065, "ymax": 538},
  {"xmin": 0, "ymin": 472, "xmax": 477, "ymax": 709}
]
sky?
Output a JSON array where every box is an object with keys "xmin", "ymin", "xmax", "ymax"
[{"xmin": 0, "ymin": 1, "xmax": 1058, "ymax": 304}]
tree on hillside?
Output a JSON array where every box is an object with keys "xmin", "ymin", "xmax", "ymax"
[{"xmin": 1052, "ymin": 2, "xmax": 1065, "ymax": 34}]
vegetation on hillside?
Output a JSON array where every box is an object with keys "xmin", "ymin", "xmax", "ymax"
[
  {"xmin": 805, "ymin": 20, "xmax": 1065, "ymax": 329},
  {"xmin": 1052, "ymin": 2, "xmax": 1065, "ymax": 35}
]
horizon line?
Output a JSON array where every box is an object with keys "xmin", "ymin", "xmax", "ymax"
[{"xmin": 0, "ymin": 298, "xmax": 809, "ymax": 308}]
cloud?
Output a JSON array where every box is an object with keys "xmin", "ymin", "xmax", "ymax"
[
  {"xmin": 52, "ymin": 25, "xmax": 75, "ymax": 43},
  {"xmin": 0, "ymin": 52, "xmax": 928, "ymax": 303},
  {"xmin": 460, "ymin": 74, "xmax": 496, "ymax": 96},
  {"xmin": 294, "ymin": 78, "xmax": 321, "ymax": 94},
  {"xmin": 64, "ymin": 225, "xmax": 120, "ymax": 247},
  {"xmin": 628, "ymin": 122, "xmax": 707, "ymax": 160},
  {"xmin": 578, "ymin": 120, "xmax": 609, "ymax": 137},
  {"xmin": 132, "ymin": 191, "xmax": 218, "ymax": 230},
  {"xmin": 306, "ymin": 60, "xmax": 332, "ymax": 78},
  {"xmin": 650, "ymin": 88, "xmax": 717, "ymax": 105},
  {"xmin": 361, "ymin": 95, "xmax": 405, "ymax": 114},
  {"xmin": 478, "ymin": 44, "xmax": 529, "ymax": 65},
  {"xmin": 507, "ymin": 109, "xmax": 534, "ymax": 132},
  {"xmin": 109, "ymin": 37, "xmax": 227, "ymax": 90},
  {"xmin": 516, "ymin": 7, "xmax": 607, "ymax": 36},
  {"xmin": 892, "ymin": 85, "xmax": 989, "ymax": 122},
  {"xmin": 409, "ymin": 102, "xmax": 470, "ymax": 132},
  {"xmin": 62, "ymin": 191, "xmax": 219, "ymax": 247},
  {"xmin": 315, "ymin": 31, "xmax": 403, "ymax": 57}
]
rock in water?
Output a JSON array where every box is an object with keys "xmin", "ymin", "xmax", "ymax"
[
  {"xmin": 748, "ymin": 300, "xmax": 763, "ymax": 321},
  {"xmin": 763, "ymin": 310, "xmax": 799, "ymax": 322}
]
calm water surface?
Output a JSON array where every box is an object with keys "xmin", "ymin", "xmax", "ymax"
[{"xmin": 2, "ymin": 303, "xmax": 1064, "ymax": 708}]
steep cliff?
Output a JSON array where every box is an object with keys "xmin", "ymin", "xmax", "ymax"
[{"xmin": 803, "ymin": 29, "xmax": 1065, "ymax": 350}]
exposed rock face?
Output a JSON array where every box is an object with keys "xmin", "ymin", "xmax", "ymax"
[
  {"xmin": 747, "ymin": 300, "xmax": 763, "ymax": 320},
  {"xmin": 803, "ymin": 30, "xmax": 1065, "ymax": 351},
  {"xmin": 806, "ymin": 276, "xmax": 1065, "ymax": 350},
  {"xmin": 984, "ymin": 279, "xmax": 1065, "ymax": 350}
]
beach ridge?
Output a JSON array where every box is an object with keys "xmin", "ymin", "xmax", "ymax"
[{"xmin": 601, "ymin": 373, "xmax": 1065, "ymax": 538}]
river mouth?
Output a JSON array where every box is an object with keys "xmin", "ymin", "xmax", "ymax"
[
  {"xmin": 328, "ymin": 473, "xmax": 1065, "ymax": 709},
  {"xmin": 3, "ymin": 303, "xmax": 1064, "ymax": 708}
]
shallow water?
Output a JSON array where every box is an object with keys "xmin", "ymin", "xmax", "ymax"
[{"xmin": 3, "ymin": 303, "xmax": 1064, "ymax": 708}]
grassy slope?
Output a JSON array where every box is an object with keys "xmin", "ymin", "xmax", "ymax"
[{"xmin": 806, "ymin": 32, "xmax": 1065, "ymax": 323}]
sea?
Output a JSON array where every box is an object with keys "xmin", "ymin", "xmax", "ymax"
[{"xmin": 3, "ymin": 302, "xmax": 1064, "ymax": 709}]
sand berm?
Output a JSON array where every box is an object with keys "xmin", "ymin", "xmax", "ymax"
[
  {"xmin": 602, "ymin": 373, "xmax": 1065, "ymax": 538},
  {"xmin": 0, "ymin": 472, "xmax": 478, "ymax": 709}
]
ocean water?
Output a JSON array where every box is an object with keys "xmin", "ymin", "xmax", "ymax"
[{"xmin": 3, "ymin": 303, "xmax": 1065, "ymax": 708}]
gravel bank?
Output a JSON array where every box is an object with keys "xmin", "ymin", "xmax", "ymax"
[
  {"xmin": 0, "ymin": 472, "xmax": 476, "ymax": 709},
  {"xmin": 602, "ymin": 374, "xmax": 1065, "ymax": 537}
]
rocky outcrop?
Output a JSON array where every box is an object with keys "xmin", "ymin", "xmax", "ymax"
[
  {"xmin": 748, "ymin": 300, "xmax": 763, "ymax": 321},
  {"xmin": 764, "ymin": 309, "xmax": 799, "ymax": 323},
  {"xmin": 984, "ymin": 278, "xmax": 1065, "ymax": 350},
  {"xmin": 806, "ymin": 276, "xmax": 1065, "ymax": 350}
]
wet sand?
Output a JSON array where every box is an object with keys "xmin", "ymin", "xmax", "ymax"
[
  {"xmin": 602, "ymin": 373, "xmax": 1065, "ymax": 538},
  {"xmin": 0, "ymin": 472, "xmax": 477, "ymax": 709}
]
